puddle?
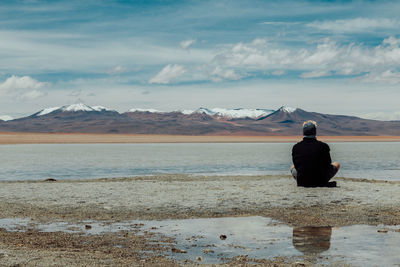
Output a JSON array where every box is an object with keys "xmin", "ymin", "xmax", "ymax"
[
  {"xmin": 141, "ymin": 217, "xmax": 400, "ymax": 266},
  {"xmin": 1, "ymin": 217, "xmax": 399, "ymax": 266}
]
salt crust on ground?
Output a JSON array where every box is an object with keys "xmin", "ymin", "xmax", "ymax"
[{"xmin": 0, "ymin": 175, "xmax": 399, "ymax": 225}]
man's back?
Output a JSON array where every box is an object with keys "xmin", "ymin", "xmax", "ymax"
[{"xmin": 292, "ymin": 137, "xmax": 332, "ymax": 187}]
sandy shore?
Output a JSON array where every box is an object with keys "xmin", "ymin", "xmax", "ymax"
[
  {"xmin": 0, "ymin": 175, "xmax": 399, "ymax": 266},
  {"xmin": 1, "ymin": 132, "xmax": 400, "ymax": 144}
]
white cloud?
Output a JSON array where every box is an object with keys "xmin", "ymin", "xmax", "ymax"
[
  {"xmin": 302, "ymin": 41, "xmax": 339, "ymax": 65},
  {"xmin": 108, "ymin": 65, "xmax": 127, "ymax": 74},
  {"xmin": 300, "ymin": 70, "xmax": 331, "ymax": 78},
  {"xmin": 358, "ymin": 70, "xmax": 400, "ymax": 84},
  {"xmin": 212, "ymin": 36, "xmax": 400, "ymax": 83},
  {"xmin": 210, "ymin": 66, "xmax": 243, "ymax": 82},
  {"xmin": 149, "ymin": 64, "xmax": 186, "ymax": 84},
  {"xmin": 383, "ymin": 36, "xmax": 400, "ymax": 47},
  {"xmin": 0, "ymin": 30, "xmax": 212, "ymax": 74},
  {"xmin": 261, "ymin": 21, "xmax": 301, "ymax": 26},
  {"xmin": 307, "ymin": 18, "xmax": 400, "ymax": 33},
  {"xmin": 21, "ymin": 89, "xmax": 47, "ymax": 100},
  {"xmin": 0, "ymin": 75, "xmax": 48, "ymax": 101},
  {"xmin": 360, "ymin": 111, "xmax": 400, "ymax": 121},
  {"xmin": 180, "ymin": 39, "xmax": 196, "ymax": 49},
  {"xmin": 0, "ymin": 75, "xmax": 48, "ymax": 92},
  {"xmin": 271, "ymin": 70, "xmax": 285, "ymax": 76}
]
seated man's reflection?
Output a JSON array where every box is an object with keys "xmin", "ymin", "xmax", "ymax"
[{"xmin": 292, "ymin": 226, "xmax": 332, "ymax": 255}]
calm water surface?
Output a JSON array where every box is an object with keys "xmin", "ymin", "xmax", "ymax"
[
  {"xmin": 0, "ymin": 142, "xmax": 399, "ymax": 181},
  {"xmin": 1, "ymin": 216, "xmax": 399, "ymax": 266}
]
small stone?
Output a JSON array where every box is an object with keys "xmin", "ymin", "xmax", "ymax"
[
  {"xmin": 0, "ymin": 250, "xmax": 8, "ymax": 258},
  {"xmin": 196, "ymin": 256, "xmax": 203, "ymax": 262},
  {"xmin": 85, "ymin": 225, "xmax": 92, "ymax": 230},
  {"xmin": 377, "ymin": 229, "xmax": 388, "ymax": 233},
  {"xmin": 203, "ymin": 249, "xmax": 214, "ymax": 254},
  {"xmin": 44, "ymin": 178, "xmax": 56, "ymax": 182},
  {"xmin": 235, "ymin": 255, "xmax": 248, "ymax": 262},
  {"xmin": 220, "ymin": 234, "xmax": 227, "ymax": 240},
  {"xmin": 171, "ymin": 248, "xmax": 187, "ymax": 253}
]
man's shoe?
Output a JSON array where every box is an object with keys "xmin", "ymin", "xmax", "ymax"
[{"xmin": 326, "ymin": 181, "xmax": 337, "ymax": 188}]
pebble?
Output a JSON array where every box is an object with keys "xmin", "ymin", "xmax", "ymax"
[{"xmin": 171, "ymin": 248, "xmax": 187, "ymax": 253}]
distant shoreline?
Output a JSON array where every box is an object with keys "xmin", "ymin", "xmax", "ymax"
[{"xmin": 1, "ymin": 132, "xmax": 400, "ymax": 144}]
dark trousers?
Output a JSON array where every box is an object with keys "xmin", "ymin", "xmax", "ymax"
[{"xmin": 290, "ymin": 165, "xmax": 338, "ymax": 184}]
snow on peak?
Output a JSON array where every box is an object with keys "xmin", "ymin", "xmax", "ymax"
[
  {"xmin": 212, "ymin": 108, "xmax": 273, "ymax": 118},
  {"xmin": 61, "ymin": 103, "xmax": 94, "ymax": 112},
  {"xmin": 0, "ymin": 115, "xmax": 13, "ymax": 121},
  {"xmin": 279, "ymin": 106, "xmax": 297, "ymax": 113},
  {"xmin": 31, "ymin": 104, "xmax": 291, "ymax": 118},
  {"xmin": 37, "ymin": 106, "xmax": 61, "ymax": 116},
  {"xmin": 128, "ymin": 108, "xmax": 163, "ymax": 113},
  {"xmin": 61, "ymin": 104, "xmax": 113, "ymax": 112},
  {"xmin": 194, "ymin": 108, "xmax": 215, "ymax": 116},
  {"xmin": 36, "ymin": 103, "xmax": 114, "ymax": 116},
  {"xmin": 178, "ymin": 109, "xmax": 194, "ymax": 115},
  {"xmin": 92, "ymin": 106, "xmax": 112, "ymax": 112},
  {"xmin": 194, "ymin": 108, "xmax": 273, "ymax": 118},
  {"xmin": 125, "ymin": 107, "xmax": 273, "ymax": 118}
]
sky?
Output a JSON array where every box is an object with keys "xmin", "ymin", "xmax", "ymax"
[{"xmin": 1, "ymin": 0, "xmax": 400, "ymax": 120}]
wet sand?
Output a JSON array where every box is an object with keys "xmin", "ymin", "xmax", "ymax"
[
  {"xmin": 1, "ymin": 132, "xmax": 400, "ymax": 144},
  {"xmin": 0, "ymin": 175, "xmax": 399, "ymax": 266}
]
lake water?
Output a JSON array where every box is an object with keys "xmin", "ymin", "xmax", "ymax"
[
  {"xmin": 0, "ymin": 142, "xmax": 399, "ymax": 181},
  {"xmin": 1, "ymin": 216, "xmax": 399, "ymax": 266}
]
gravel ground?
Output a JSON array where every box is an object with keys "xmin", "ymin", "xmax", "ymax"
[
  {"xmin": 0, "ymin": 174, "xmax": 399, "ymax": 266},
  {"xmin": 1, "ymin": 174, "xmax": 399, "ymax": 225}
]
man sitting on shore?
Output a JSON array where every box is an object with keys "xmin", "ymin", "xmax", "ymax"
[{"xmin": 291, "ymin": 120, "xmax": 340, "ymax": 187}]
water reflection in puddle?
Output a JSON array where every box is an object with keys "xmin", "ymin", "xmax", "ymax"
[
  {"xmin": 293, "ymin": 226, "xmax": 332, "ymax": 255},
  {"xmin": 1, "ymin": 216, "xmax": 399, "ymax": 266}
]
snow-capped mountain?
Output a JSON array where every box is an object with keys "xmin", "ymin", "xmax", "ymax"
[
  {"xmin": 193, "ymin": 107, "xmax": 274, "ymax": 118},
  {"xmin": 178, "ymin": 109, "xmax": 195, "ymax": 115},
  {"xmin": 34, "ymin": 103, "xmax": 115, "ymax": 117},
  {"xmin": 36, "ymin": 107, "xmax": 62, "ymax": 116},
  {"xmin": 212, "ymin": 108, "xmax": 274, "ymax": 118},
  {"xmin": 33, "ymin": 104, "xmax": 273, "ymax": 119},
  {"xmin": 128, "ymin": 108, "xmax": 163, "ymax": 113},
  {"xmin": 127, "ymin": 107, "xmax": 274, "ymax": 119},
  {"xmin": 3, "ymin": 104, "xmax": 400, "ymax": 135},
  {"xmin": 194, "ymin": 107, "xmax": 214, "ymax": 116},
  {"xmin": 279, "ymin": 106, "xmax": 297, "ymax": 113},
  {"xmin": 0, "ymin": 115, "xmax": 13, "ymax": 121},
  {"xmin": 258, "ymin": 106, "xmax": 309, "ymax": 122}
]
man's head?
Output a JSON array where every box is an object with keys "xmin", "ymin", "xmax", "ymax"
[{"xmin": 302, "ymin": 120, "xmax": 317, "ymax": 136}]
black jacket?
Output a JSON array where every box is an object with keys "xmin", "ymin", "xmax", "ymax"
[{"xmin": 292, "ymin": 137, "xmax": 332, "ymax": 187}]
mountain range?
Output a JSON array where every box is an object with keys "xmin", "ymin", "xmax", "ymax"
[{"xmin": 1, "ymin": 103, "xmax": 400, "ymax": 135}]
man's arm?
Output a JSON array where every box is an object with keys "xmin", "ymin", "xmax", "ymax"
[
  {"xmin": 292, "ymin": 144, "xmax": 299, "ymax": 168},
  {"xmin": 322, "ymin": 143, "xmax": 332, "ymax": 167}
]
